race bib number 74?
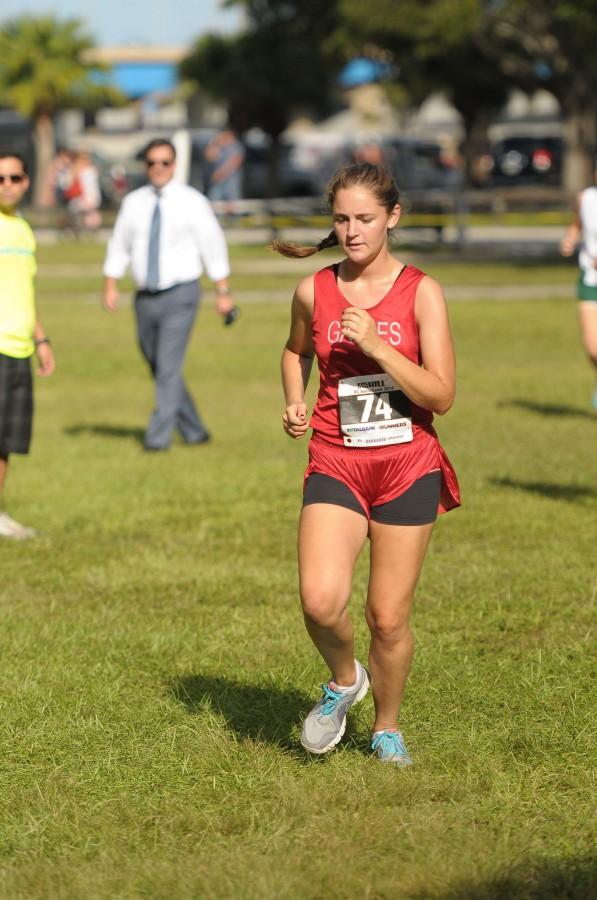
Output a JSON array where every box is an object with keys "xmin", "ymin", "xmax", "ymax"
[{"xmin": 338, "ymin": 373, "xmax": 413, "ymax": 447}]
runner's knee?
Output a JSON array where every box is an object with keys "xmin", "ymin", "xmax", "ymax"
[
  {"xmin": 366, "ymin": 606, "xmax": 411, "ymax": 644},
  {"xmin": 300, "ymin": 582, "xmax": 349, "ymax": 628}
]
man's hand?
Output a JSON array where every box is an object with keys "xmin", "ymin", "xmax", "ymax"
[
  {"xmin": 36, "ymin": 342, "xmax": 55, "ymax": 377},
  {"xmin": 283, "ymin": 402, "xmax": 309, "ymax": 439},
  {"xmin": 103, "ymin": 282, "xmax": 120, "ymax": 311},
  {"xmin": 216, "ymin": 292, "xmax": 234, "ymax": 317}
]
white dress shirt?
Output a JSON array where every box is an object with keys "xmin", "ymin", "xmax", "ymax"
[{"xmin": 103, "ymin": 180, "xmax": 230, "ymax": 289}]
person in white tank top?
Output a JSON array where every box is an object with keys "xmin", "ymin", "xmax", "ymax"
[{"xmin": 560, "ymin": 175, "xmax": 597, "ymax": 411}]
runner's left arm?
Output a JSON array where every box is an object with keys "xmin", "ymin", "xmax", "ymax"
[{"xmin": 340, "ymin": 276, "xmax": 455, "ymax": 415}]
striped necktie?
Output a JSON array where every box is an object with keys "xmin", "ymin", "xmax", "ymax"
[{"xmin": 146, "ymin": 189, "xmax": 161, "ymax": 290}]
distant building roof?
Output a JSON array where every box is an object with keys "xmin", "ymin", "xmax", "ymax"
[
  {"xmin": 86, "ymin": 45, "xmax": 185, "ymax": 99},
  {"xmin": 85, "ymin": 45, "xmax": 185, "ymax": 64}
]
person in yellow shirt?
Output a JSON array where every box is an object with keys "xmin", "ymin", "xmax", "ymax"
[{"xmin": 0, "ymin": 152, "xmax": 55, "ymax": 539}]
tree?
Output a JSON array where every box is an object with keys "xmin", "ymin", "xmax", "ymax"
[
  {"xmin": 481, "ymin": 1, "xmax": 597, "ymax": 193},
  {"xmin": 180, "ymin": 0, "xmax": 343, "ymax": 196},
  {"xmin": 338, "ymin": 0, "xmax": 510, "ymax": 185},
  {"xmin": 340, "ymin": 0, "xmax": 597, "ymax": 194},
  {"xmin": 0, "ymin": 16, "xmax": 121, "ymax": 206}
]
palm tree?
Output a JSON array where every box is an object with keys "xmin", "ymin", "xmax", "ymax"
[{"xmin": 0, "ymin": 15, "xmax": 120, "ymax": 206}]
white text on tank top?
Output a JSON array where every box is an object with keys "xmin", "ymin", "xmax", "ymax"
[{"xmin": 327, "ymin": 319, "xmax": 401, "ymax": 346}]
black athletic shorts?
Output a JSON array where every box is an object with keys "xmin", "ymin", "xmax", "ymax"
[
  {"xmin": 0, "ymin": 353, "xmax": 33, "ymax": 455},
  {"xmin": 303, "ymin": 469, "xmax": 441, "ymax": 526}
]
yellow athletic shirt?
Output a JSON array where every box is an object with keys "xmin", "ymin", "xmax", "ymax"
[{"xmin": 0, "ymin": 211, "xmax": 36, "ymax": 358}]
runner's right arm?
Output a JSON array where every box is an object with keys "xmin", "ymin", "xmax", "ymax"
[
  {"xmin": 281, "ymin": 276, "xmax": 315, "ymax": 440},
  {"xmin": 560, "ymin": 192, "xmax": 582, "ymax": 257}
]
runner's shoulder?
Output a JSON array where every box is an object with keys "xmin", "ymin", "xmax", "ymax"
[
  {"xmin": 417, "ymin": 272, "xmax": 445, "ymax": 300},
  {"xmin": 293, "ymin": 274, "xmax": 315, "ymax": 314}
]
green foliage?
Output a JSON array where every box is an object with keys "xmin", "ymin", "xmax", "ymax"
[
  {"xmin": 0, "ymin": 15, "xmax": 121, "ymax": 117},
  {"xmin": 0, "ymin": 241, "xmax": 595, "ymax": 896},
  {"xmin": 338, "ymin": 0, "xmax": 506, "ymax": 111},
  {"xmin": 180, "ymin": 0, "xmax": 343, "ymax": 136},
  {"xmin": 482, "ymin": 0, "xmax": 597, "ymax": 100}
]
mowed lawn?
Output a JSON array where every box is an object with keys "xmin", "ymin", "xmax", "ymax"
[{"xmin": 0, "ymin": 242, "xmax": 595, "ymax": 899}]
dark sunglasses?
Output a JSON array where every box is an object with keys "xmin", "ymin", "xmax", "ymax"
[
  {"xmin": 146, "ymin": 159, "xmax": 174, "ymax": 168},
  {"xmin": 0, "ymin": 174, "xmax": 25, "ymax": 184}
]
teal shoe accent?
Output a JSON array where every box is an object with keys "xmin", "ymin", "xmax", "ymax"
[
  {"xmin": 301, "ymin": 661, "xmax": 369, "ymax": 755},
  {"xmin": 371, "ymin": 729, "xmax": 413, "ymax": 765}
]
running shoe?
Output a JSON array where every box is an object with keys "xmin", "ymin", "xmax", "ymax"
[
  {"xmin": 371, "ymin": 729, "xmax": 413, "ymax": 766},
  {"xmin": 301, "ymin": 660, "xmax": 369, "ymax": 754},
  {"xmin": 0, "ymin": 512, "xmax": 36, "ymax": 540}
]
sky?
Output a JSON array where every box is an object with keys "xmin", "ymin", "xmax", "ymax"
[{"xmin": 0, "ymin": 0, "xmax": 243, "ymax": 47}]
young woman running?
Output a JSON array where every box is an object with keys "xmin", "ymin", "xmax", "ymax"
[
  {"xmin": 277, "ymin": 163, "xmax": 460, "ymax": 765},
  {"xmin": 560, "ymin": 173, "xmax": 597, "ymax": 411}
]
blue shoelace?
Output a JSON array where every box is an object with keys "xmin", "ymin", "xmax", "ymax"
[
  {"xmin": 319, "ymin": 683, "xmax": 344, "ymax": 715},
  {"xmin": 371, "ymin": 730, "xmax": 408, "ymax": 758}
]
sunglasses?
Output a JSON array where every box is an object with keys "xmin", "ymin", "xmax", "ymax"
[
  {"xmin": 146, "ymin": 159, "xmax": 174, "ymax": 168},
  {"xmin": 0, "ymin": 174, "xmax": 25, "ymax": 184}
]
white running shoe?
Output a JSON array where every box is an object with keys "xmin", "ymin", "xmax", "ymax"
[
  {"xmin": 0, "ymin": 512, "xmax": 37, "ymax": 540},
  {"xmin": 301, "ymin": 660, "xmax": 369, "ymax": 754}
]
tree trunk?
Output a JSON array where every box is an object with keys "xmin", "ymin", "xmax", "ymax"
[
  {"xmin": 33, "ymin": 112, "xmax": 56, "ymax": 209},
  {"xmin": 266, "ymin": 134, "xmax": 281, "ymax": 200},
  {"xmin": 561, "ymin": 107, "xmax": 596, "ymax": 197},
  {"xmin": 461, "ymin": 112, "xmax": 492, "ymax": 189},
  {"xmin": 266, "ymin": 134, "xmax": 281, "ymax": 241}
]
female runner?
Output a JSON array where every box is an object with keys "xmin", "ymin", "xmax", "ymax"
[
  {"xmin": 560, "ymin": 173, "xmax": 597, "ymax": 411},
  {"xmin": 277, "ymin": 163, "xmax": 460, "ymax": 765}
]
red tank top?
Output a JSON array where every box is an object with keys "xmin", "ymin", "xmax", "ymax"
[{"xmin": 310, "ymin": 263, "xmax": 433, "ymax": 447}]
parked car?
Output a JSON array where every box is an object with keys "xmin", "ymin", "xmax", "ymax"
[
  {"xmin": 488, "ymin": 136, "xmax": 563, "ymax": 185},
  {"xmin": 90, "ymin": 152, "xmax": 146, "ymax": 206},
  {"xmin": 383, "ymin": 138, "xmax": 463, "ymax": 191}
]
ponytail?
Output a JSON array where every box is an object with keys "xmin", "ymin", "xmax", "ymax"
[{"xmin": 270, "ymin": 230, "xmax": 339, "ymax": 258}]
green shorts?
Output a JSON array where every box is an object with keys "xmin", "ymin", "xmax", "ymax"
[{"xmin": 577, "ymin": 272, "xmax": 597, "ymax": 301}]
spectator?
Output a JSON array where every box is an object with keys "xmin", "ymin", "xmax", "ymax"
[
  {"xmin": 102, "ymin": 138, "xmax": 236, "ymax": 451},
  {"xmin": 66, "ymin": 151, "xmax": 102, "ymax": 232},
  {"xmin": 204, "ymin": 128, "xmax": 245, "ymax": 216},
  {"xmin": 0, "ymin": 151, "xmax": 55, "ymax": 539}
]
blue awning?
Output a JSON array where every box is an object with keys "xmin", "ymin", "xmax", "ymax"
[{"xmin": 339, "ymin": 58, "xmax": 395, "ymax": 88}]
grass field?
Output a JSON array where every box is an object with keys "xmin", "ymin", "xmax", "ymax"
[{"xmin": 1, "ymin": 242, "xmax": 595, "ymax": 899}]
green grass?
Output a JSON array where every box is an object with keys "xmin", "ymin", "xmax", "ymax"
[
  {"xmin": 0, "ymin": 242, "xmax": 595, "ymax": 899},
  {"xmin": 35, "ymin": 241, "xmax": 579, "ymax": 299}
]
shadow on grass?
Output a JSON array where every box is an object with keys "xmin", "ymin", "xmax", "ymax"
[
  {"xmin": 170, "ymin": 674, "xmax": 313, "ymax": 753},
  {"xmin": 409, "ymin": 855, "xmax": 596, "ymax": 899},
  {"xmin": 490, "ymin": 477, "xmax": 596, "ymax": 503},
  {"xmin": 64, "ymin": 423, "xmax": 145, "ymax": 445},
  {"xmin": 498, "ymin": 398, "xmax": 596, "ymax": 420}
]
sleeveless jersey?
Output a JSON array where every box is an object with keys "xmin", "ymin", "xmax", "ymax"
[
  {"xmin": 308, "ymin": 262, "xmax": 460, "ymax": 513},
  {"xmin": 579, "ymin": 186, "xmax": 597, "ymax": 287},
  {"xmin": 310, "ymin": 263, "xmax": 433, "ymax": 443}
]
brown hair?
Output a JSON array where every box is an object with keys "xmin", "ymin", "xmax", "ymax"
[
  {"xmin": 0, "ymin": 150, "xmax": 28, "ymax": 174},
  {"xmin": 143, "ymin": 138, "xmax": 176, "ymax": 161},
  {"xmin": 271, "ymin": 162, "xmax": 400, "ymax": 258}
]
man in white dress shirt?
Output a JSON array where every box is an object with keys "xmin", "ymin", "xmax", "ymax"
[{"xmin": 102, "ymin": 138, "xmax": 235, "ymax": 450}]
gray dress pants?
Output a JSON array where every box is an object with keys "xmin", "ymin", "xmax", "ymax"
[{"xmin": 134, "ymin": 280, "xmax": 209, "ymax": 449}]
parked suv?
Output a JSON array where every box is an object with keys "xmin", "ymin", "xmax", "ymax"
[
  {"xmin": 488, "ymin": 136, "xmax": 563, "ymax": 185},
  {"xmin": 384, "ymin": 138, "xmax": 463, "ymax": 191}
]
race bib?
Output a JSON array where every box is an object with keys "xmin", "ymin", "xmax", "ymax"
[{"xmin": 338, "ymin": 373, "xmax": 413, "ymax": 447}]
